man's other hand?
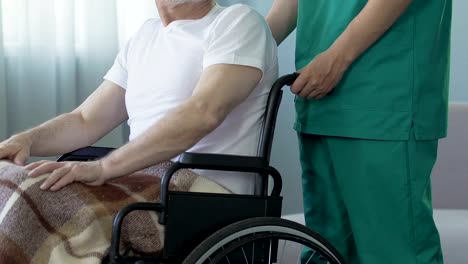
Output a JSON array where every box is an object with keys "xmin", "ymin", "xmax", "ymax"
[
  {"xmin": 0, "ymin": 135, "xmax": 32, "ymax": 165},
  {"xmin": 25, "ymin": 160, "xmax": 106, "ymax": 191}
]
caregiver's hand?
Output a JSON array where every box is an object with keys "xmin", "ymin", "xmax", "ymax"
[
  {"xmin": 0, "ymin": 135, "xmax": 32, "ymax": 165},
  {"xmin": 25, "ymin": 160, "xmax": 106, "ymax": 191},
  {"xmin": 291, "ymin": 48, "xmax": 351, "ymax": 100}
]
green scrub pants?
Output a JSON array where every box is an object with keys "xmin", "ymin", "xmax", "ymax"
[{"xmin": 298, "ymin": 132, "xmax": 444, "ymax": 264}]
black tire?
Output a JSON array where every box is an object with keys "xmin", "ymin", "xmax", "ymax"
[{"xmin": 182, "ymin": 217, "xmax": 345, "ymax": 264}]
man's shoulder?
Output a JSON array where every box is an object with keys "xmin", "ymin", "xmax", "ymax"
[
  {"xmin": 215, "ymin": 4, "xmax": 266, "ymax": 27},
  {"xmin": 220, "ymin": 3, "xmax": 257, "ymax": 15}
]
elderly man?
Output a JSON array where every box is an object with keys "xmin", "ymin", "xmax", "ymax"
[
  {"xmin": 0, "ymin": 0, "xmax": 277, "ymax": 262},
  {"xmin": 0, "ymin": 0, "xmax": 277, "ymax": 194}
]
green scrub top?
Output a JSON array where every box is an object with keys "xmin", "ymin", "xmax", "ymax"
[{"xmin": 295, "ymin": 0, "xmax": 452, "ymax": 140}]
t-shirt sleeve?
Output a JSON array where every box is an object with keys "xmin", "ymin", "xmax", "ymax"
[
  {"xmin": 203, "ymin": 5, "xmax": 276, "ymax": 74},
  {"xmin": 103, "ymin": 41, "xmax": 130, "ymax": 90}
]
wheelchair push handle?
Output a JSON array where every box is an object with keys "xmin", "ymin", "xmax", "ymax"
[
  {"xmin": 272, "ymin": 72, "xmax": 299, "ymax": 89},
  {"xmin": 257, "ymin": 72, "xmax": 299, "ymax": 163}
]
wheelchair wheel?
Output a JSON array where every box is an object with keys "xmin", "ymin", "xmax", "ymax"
[{"xmin": 182, "ymin": 217, "xmax": 345, "ymax": 264}]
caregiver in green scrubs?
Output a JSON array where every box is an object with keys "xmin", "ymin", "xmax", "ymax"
[{"xmin": 267, "ymin": 0, "xmax": 452, "ymax": 263}]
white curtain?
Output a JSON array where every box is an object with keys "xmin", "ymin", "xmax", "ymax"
[
  {"xmin": 0, "ymin": 5, "xmax": 7, "ymax": 139},
  {"xmin": 0, "ymin": 0, "xmax": 156, "ymax": 148}
]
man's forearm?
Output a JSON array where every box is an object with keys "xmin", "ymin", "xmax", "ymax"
[
  {"xmin": 266, "ymin": 0, "xmax": 298, "ymax": 45},
  {"xmin": 100, "ymin": 99, "xmax": 221, "ymax": 180},
  {"xmin": 12, "ymin": 81, "xmax": 127, "ymax": 158},
  {"xmin": 329, "ymin": 0, "xmax": 413, "ymax": 65},
  {"xmin": 18, "ymin": 113, "xmax": 103, "ymax": 157}
]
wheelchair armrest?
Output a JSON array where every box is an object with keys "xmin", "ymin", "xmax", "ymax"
[
  {"xmin": 176, "ymin": 153, "xmax": 280, "ymax": 193},
  {"xmin": 159, "ymin": 152, "xmax": 282, "ymax": 225},
  {"xmin": 178, "ymin": 152, "xmax": 268, "ymax": 171},
  {"xmin": 56, "ymin": 146, "xmax": 115, "ymax": 162}
]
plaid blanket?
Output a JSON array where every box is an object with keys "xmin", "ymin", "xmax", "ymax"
[{"xmin": 0, "ymin": 160, "xmax": 230, "ymax": 264}]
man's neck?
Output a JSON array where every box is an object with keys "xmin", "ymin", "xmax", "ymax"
[{"xmin": 156, "ymin": 1, "xmax": 216, "ymax": 27}]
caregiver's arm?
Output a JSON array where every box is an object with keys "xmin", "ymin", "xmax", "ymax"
[
  {"xmin": 328, "ymin": 0, "xmax": 414, "ymax": 69},
  {"xmin": 266, "ymin": 0, "xmax": 298, "ymax": 45},
  {"xmin": 291, "ymin": 0, "xmax": 414, "ymax": 99},
  {"xmin": 0, "ymin": 81, "xmax": 127, "ymax": 164},
  {"xmin": 27, "ymin": 64, "xmax": 262, "ymax": 191}
]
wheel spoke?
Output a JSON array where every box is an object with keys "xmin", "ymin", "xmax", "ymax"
[
  {"xmin": 305, "ymin": 250, "xmax": 316, "ymax": 264},
  {"xmin": 251, "ymin": 241, "xmax": 255, "ymax": 264},
  {"xmin": 241, "ymin": 247, "xmax": 249, "ymax": 264},
  {"xmin": 279, "ymin": 240, "xmax": 287, "ymax": 263},
  {"xmin": 268, "ymin": 239, "xmax": 273, "ymax": 264}
]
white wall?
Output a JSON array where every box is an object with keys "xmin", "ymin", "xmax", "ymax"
[{"xmin": 450, "ymin": 0, "xmax": 468, "ymax": 101}]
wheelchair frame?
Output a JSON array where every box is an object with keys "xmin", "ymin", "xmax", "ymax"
[{"xmin": 57, "ymin": 73, "xmax": 344, "ymax": 264}]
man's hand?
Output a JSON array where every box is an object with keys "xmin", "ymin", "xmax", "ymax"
[
  {"xmin": 25, "ymin": 160, "xmax": 106, "ymax": 191},
  {"xmin": 291, "ymin": 49, "xmax": 351, "ymax": 100},
  {"xmin": 0, "ymin": 135, "xmax": 32, "ymax": 165}
]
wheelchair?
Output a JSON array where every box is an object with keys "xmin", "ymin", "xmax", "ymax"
[{"xmin": 57, "ymin": 73, "xmax": 345, "ymax": 264}]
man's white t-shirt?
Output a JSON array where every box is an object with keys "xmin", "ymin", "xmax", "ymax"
[{"xmin": 104, "ymin": 4, "xmax": 278, "ymax": 194}]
